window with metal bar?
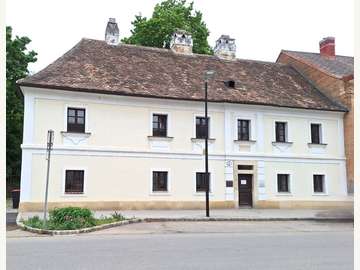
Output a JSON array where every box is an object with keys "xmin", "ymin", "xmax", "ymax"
[
  {"xmin": 67, "ymin": 108, "xmax": 85, "ymax": 133},
  {"xmin": 65, "ymin": 170, "xmax": 84, "ymax": 194},
  {"xmin": 313, "ymin": 174, "xmax": 325, "ymax": 193},
  {"xmin": 238, "ymin": 119, "xmax": 250, "ymax": 141},
  {"xmin": 152, "ymin": 114, "xmax": 167, "ymax": 137},
  {"xmin": 196, "ymin": 172, "xmax": 211, "ymax": 192},
  {"xmin": 311, "ymin": 124, "xmax": 321, "ymax": 144},
  {"xmin": 196, "ymin": 117, "xmax": 209, "ymax": 139},
  {"xmin": 152, "ymin": 171, "xmax": 168, "ymax": 192},
  {"xmin": 277, "ymin": 174, "xmax": 289, "ymax": 192},
  {"xmin": 275, "ymin": 122, "xmax": 287, "ymax": 142}
]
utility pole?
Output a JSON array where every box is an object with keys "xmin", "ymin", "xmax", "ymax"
[
  {"xmin": 43, "ymin": 130, "xmax": 54, "ymax": 223},
  {"xmin": 204, "ymin": 70, "xmax": 214, "ymax": 217}
]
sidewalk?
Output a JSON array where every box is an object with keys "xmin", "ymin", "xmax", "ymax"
[{"xmin": 17, "ymin": 208, "xmax": 354, "ymax": 222}]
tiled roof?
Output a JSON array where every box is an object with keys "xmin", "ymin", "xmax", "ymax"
[
  {"xmin": 18, "ymin": 39, "xmax": 347, "ymax": 112},
  {"xmin": 280, "ymin": 50, "xmax": 353, "ymax": 79}
]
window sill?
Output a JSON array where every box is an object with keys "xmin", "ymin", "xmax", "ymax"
[
  {"xmin": 276, "ymin": 192, "xmax": 293, "ymax": 196},
  {"xmin": 149, "ymin": 192, "xmax": 171, "ymax": 196},
  {"xmin": 312, "ymin": 193, "xmax": 328, "ymax": 196},
  {"xmin": 191, "ymin": 138, "xmax": 216, "ymax": 142},
  {"xmin": 61, "ymin": 131, "xmax": 91, "ymax": 136},
  {"xmin": 272, "ymin": 141, "xmax": 293, "ymax": 145},
  {"xmin": 62, "ymin": 193, "xmax": 86, "ymax": 197},
  {"xmin": 148, "ymin": 136, "xmax": 174, "ymax": 141},
  {"xmin": 234, "ymin": 139, "xmax": 256, "ymax": 144},
  {"xmin": 308, "ymin": 143, "xmax": 328, "ymax": 147}
]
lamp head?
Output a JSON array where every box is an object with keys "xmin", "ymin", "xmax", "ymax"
[{"xmin": 204, "ymin": 70, "xmax": 215, "ymax": 81}]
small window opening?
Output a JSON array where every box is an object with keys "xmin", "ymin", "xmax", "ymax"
[{"xmin": 224, "ymin": 80, "xmax": 235, "ymax": 88}]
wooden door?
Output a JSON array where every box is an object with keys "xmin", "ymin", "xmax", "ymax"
[{"xmin": 238, "ymin": 174, "xmax": 253, "ymax": 207}]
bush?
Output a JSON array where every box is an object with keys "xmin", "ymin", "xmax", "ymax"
[
  {"xmin": 23, "ymin": 216, "xmax": 44, "ymax": 228},
  {"xmin": 22, "ymin": 208, "xmax": 126, "ymax": 230},
  {"xmin": 48, "ymin": 207, "xmax": 96, "ymax": 230}
]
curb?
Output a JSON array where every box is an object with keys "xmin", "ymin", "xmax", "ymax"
[
  {"xmin": 17, "ymin": 218, "xmax": 142, "ymax": 236},
  {"xmin": 143, "ymin": 217, "xmax": 354, "ymax": 222},
  {"xmin": 16, "ymin": 216, "xmax": 353, "ymax": 235}
]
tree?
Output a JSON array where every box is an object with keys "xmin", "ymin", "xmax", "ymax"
[
  {"xmin": 6, "ymin": 26, "xmax": 37, "ymax": 181},
  {"xmin": 122, "ymin": 0, "xmax": 212, "ymax": 55}
]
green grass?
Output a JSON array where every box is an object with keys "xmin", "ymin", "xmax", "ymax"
[{"xmin": 22, "ymin": 208, "xmax": 126, "ymax": 230}]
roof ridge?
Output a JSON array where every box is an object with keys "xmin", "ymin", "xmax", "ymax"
[
  {"xmin": 282, "ymin": 49, "xmax": 353, "ymax": 58},
  {"xmin": 83, "ymin": 37, "xmax": 285, "ymax": 66}
]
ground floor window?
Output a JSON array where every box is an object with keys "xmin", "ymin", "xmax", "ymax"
[
  {"xmin": 313, "ymin": 174, "xmax": 325, "ymax": 193},
  {"xmin": 196, "ymin": 172, "xmax": 211, "ymax": 192},
  {"xmin": 277, "ymin": 174, "xmax": 290, "ymax": 193},
  {"xmin": 65, "ymin": 170, "xmax": 84, "ymax": 194},
  {"xmin": 152, "ymin": 171, "xmax": 168, "ymax": 192}
]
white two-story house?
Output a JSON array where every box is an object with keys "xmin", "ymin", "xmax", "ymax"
[{"xmin": 17, "ymin": 19, "xmax": 352, "ymax": 212}]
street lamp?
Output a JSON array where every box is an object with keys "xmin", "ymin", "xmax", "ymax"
[
  {"xmin": 43, "ymin": 129, "xmax": 54, "ymax": 223},
  {"xmin": 204, "ymin": 70, "xmax": 215, "ymax": 217}
]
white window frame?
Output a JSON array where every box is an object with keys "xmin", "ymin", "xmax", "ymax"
[
  {"xmin": 149, "ymin": 111, "xmax": 171, "ymax": 137},
  {"xmin": 312, "ymin": 173, "xmax": 328, "ymax": 195},
  {"xmin": 64, "ymin": 104, "xmax": 89, "ymax": 133},
  {"xmin": 276, "ymin": 172, "xmax": 292, "ymax": 195},
  {"xmin": 150, "ymin": 168, "xmax": 171, "ymax": 195},
  {"xmin": 233, "ymin": 113, "xmax": 256, "ymax": 141},
  {"xmin": 309, "ymin": 122, "xmax": 324, "ymax": 144},
  {"xmin": 62, "ymin": 167, "xmax": 87, "ymax": 197},
  {"xmin": 273, "ymin": 120, "xmax": 290, "ymax": 142}
]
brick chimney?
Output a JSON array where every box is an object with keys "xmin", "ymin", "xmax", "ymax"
[
  {"xmin": 105, "ymin": 18, "xmax": 119, "ymax": 45},
  {"xmin": 170, "ymin": 29, "xmax": 193, "ymax": 54},
  {"xmin": 214, "ymin": 35, "xmax": 236, "ymax": 60},
  {"xmin": 319, "ymin": 37, "xmax": 335, "ymax": 58}
]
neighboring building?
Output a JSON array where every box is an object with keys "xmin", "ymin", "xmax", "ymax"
[
  {"xmin": 277, "ymin": 37, "xmax": 354, "ymax": 193},
  {"xmin": 17, "ymin": 19, "xmax": 353, "ymax": 212}
]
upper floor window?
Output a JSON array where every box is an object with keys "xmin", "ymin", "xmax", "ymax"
[
  {"xmin": 196, "ymin": 117, "xmax": 209, "ymax": 139},
  {"xmin": 152, "ymin": 114, "xmax": 167, "ymax": 137},
  {"xmin": 238, "ymin": 119, "xmax": 250, "ymax": 141},
  {"xmin": 277, "ymin": 174, "xmax": 290, "ymax": 193},
  {"xmin": 311, "ymin": 124, "xmax": 322, "ymax": 144},
  {"xmin": 152, "ymin": 171, "xmax": 168, "ymax": 192},
  {"xmin": 275, "ymin": 122, "xmax": 287, "ymax": 142},
  {"xmin": 313, "ymin": 174, "xmax": 325, "ymax": 193},
  {"xmin": 67, "ymin": 108, "xmax": 85, "ymax": 133},
  {"xmin": 65, "ymin": 170, "xmax": 84, "ymax": 194},
  {"xmin": 196, "ymin": 172, "xmax": 211, "ymax": 192}
]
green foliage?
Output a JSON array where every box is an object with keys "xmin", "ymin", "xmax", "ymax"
[
  {"xmin": 122, "ymin": 0, "xmax": 212, "ymax": 55},
  {"xmin": 23, "ymin": 208, "xmax": 125, "ymax": 230},
  {"xmin": 48, "ymin": 207, "xmax": 96, "ymax": 230},
  {"xmin": 111, "ymin": 211, "xmax": 125, "ymax": 221},
  {"xmin": 23, "ymin": 216, "xmax": 43, "ymax": 228},
  {"xmin": 6, "ymin": 26, "xmax": 37, "ymax": 179}
]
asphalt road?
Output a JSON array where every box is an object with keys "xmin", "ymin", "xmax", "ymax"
[{"xmin": 7, "ymin": 221, "xmax": 353, "ymax": 270}]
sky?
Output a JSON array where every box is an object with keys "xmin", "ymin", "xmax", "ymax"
[{"xmin": 6, "ymin": 0, "xmax": 354, "ymax": 73}]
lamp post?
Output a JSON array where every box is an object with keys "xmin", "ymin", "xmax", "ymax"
[
  {"xmin": 204, "ymin": 70, "xmax": 215, "ymax": 217},
  {"xmin": 43, "ymin": 129, "xmax": 54, "ymax": 223}
]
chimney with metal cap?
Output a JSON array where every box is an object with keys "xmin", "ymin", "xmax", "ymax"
[
  {"xmin": 170, "ymin": 29, "xmax": 193, "ymax": 54},
  {"xmin": 105, "ymin": 18, "xmax": 119, "ymax": 45},
  {"xmin": 214, "ymin": 35, "xmax": 236, "ymax": 60}
]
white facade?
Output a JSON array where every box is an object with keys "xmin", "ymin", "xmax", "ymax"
[{"xmin": 19, "ymin": 86, "xmax": 352, "ymax": 211}]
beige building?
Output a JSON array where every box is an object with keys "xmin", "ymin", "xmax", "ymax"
[
  {"xmin": 17, "ymin": 19, "xmax": 352, "ymax": 212},
  {"xmin": 277, "ymin": 37, "xmax": 354, "ymax": 193}
]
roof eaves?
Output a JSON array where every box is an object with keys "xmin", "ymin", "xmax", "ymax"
[{"xmin": 17, "ymin": 81, "xmax": 347, "ymax": 113}]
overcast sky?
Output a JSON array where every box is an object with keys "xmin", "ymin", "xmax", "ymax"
[{"xmin": 6, "ymin": 0, "xmax": 354, "ymax": 73}]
